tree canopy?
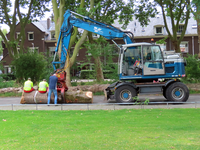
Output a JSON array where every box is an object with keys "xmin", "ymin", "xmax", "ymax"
[
  {"xmin": 134, "ymin": 0, "xmax": 191, "ymax": 53},
  {"xmin": 0, "ymin": 0, "xmax": 51, "ymax": 58}
]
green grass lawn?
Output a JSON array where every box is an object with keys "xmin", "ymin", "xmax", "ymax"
[{"xmin": 0, "ymin": 109, "xmax": 200, "ymax": 150}]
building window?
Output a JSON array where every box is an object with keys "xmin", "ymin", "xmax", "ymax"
[
  {"xmin": 51, "ymin": 31, "xmax": 56, "ymax": 39},
  {"xmin": 154, "ymin": 26, "xmax": 163, "ymax": 35},
  {"xmin": 28, "ymin": 32, "xmax": 34, "ymax": 40},
  {"xmin": 49, "ymin": 46, "xmax": 56, "ymax": 56},
  {"xmin": 29, "ymin": 47, "xmax": 39, "ymax": 52},
  {"xmin": 156, "ymin": 27, "xmax": 162, "ymax": 34},
  {"xmin": 177, "ymin": 25, "xmax": 184, "ymax": 34},
  {"xmin": 192, "ymin": 24, "xmax": 197, "ymax": 29},
  {"xmin": 180, "ymin": 41, "xmax": 188, "ymax": 53},
  {"xmin": 4, "ymin": 66, "xmax": 12, "ymax": 74},
  {"xmin": 16, "ymin": 32, "xmax": 20, "ymax": 39},
  {"xmin": 142, "ymin": 28, "xmax": 145, "ymax": 32}
]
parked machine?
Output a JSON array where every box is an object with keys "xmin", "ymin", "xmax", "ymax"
[{"xmin": 53, "ymin": 9, "xmax": 189, "ymax": 103}]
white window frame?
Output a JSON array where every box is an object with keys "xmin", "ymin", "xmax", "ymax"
[
  {"xmin": 51, "ymin": 31, "xmax": 56, "ymax": 40},
  {"xmin": 28, "ymin": 32, "xmax": 34, "ymax": 40},
  {"xmin": 16, "ymin": 32, "xmax": 20, "ymax": 40},
  {"xmin": 4, "ymin": 65, "xmax": 12, "ymax": 74},
  {"xmin": 29, "ymin": 47, "xmax": 39, "ymax": 53},
  {"xmin": 180, "ymin": 41, "xmax": 189, "ymax": 53},
  {"xmin": 177, "ymin": 25, "xmax": 184, "ymax": 34},
  {"xmin": 154, "ymin": 26, "xmax": 164, "ymax": 35},
  {"xmin": 49, "ymin": 46, "xmax": 56, "ymax": 57}
]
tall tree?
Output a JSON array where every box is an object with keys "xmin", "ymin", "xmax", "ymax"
[
  {"xmin": 135, "ymin": 0, "xmax": 191, "ymax": 53},
  {"xmin": 52, "ymin": 0, "xmax": 87, "ymax": 87},
  {"xmin": 190, "ymin": 0, "xmax": 200, "ymax": 57},
  {"xmin": 0, "ymin": 0, "xmax": 51, "ymax": 58},
  {"xmin": 52, "ymin": 0, "xmax": 134, "ymax": 85},
  {"xmin": 86, "ymin": 0, "xmax": 134, "ymax": 82}
]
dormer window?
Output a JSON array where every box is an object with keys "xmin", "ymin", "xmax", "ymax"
[
  {"xmin": 154, "ymin": 26, "xmax": 164, "ymax": 35},
  {"xmin": 51, "ymin": 31, "xmax": 56, "ymax": 40},
  {"xmin": 177, "ymin": 25, "xmax": 184, "ymax": 34},
  {"xmin": 192, "ymin": 24, "xmax": 197, "ymax": 29},
  {"xmin": 28, "ymin": 32, "xmax": 34, "ymax": 40}
]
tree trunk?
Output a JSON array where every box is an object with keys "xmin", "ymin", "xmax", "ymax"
[
  {"xmin": 20, "ymin": 90, "xmax": 93, "ymax": 104},
  {"xmin": 94, "ymin": 56, "xmax": 104, "ymax": 82},
  {"xmin": 171, "ymin": 40, "xmax": 180, "ymax": 53},
  {"xmin": 197, "ymin": 21, "xmax": 200, "ymax": 58}
]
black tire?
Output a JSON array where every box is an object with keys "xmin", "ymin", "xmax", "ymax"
[
  {"xmin": 165, "ymin": 82, "xmax": 189, "ymax": 102},
  {"xmin": 115, "ymin": 86, "xmax": 137, "ymax": 103},
  {"xmin": 163, "ymin": 87, "xmax": 167, "ymax": 99}
]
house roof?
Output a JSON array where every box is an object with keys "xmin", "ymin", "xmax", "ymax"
[
  {"xmin": 32, "ymin": 14, "xmax": 198, "ymax": 40},
  {"xmin": 113, "ymin": 14, "xmax": 197, "ymax": 37},
  {"xmin": 32, "ymin": 20, "xmax": 47, "ymax": 32}
]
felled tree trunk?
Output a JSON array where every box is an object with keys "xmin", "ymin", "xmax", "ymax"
[
  {"xmin": 65, "ymin": 90, "xmax": 93, "ymax": 103},
  {"xmin": 20, "ymin": 90, "xmax": 93, "ymax": 104}
]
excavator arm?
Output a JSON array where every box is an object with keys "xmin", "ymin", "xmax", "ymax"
[{"xmin": 52, "ymin": 9, "xmax": 134, "ymax": 70}]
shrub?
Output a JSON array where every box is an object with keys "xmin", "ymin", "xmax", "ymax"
[
  {"xmin": 80, "ymin": 70, "xmax": 95, "ymax": 79},
  {"xmin": 11, "ymin": 49, "xmax": 49, "ymax": 84},
  {"xmin": 184, "ymin": 54, "xmax": 200, "ymax": 82}
]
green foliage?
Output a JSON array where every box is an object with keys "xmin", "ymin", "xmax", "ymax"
[
  {"xmin": 156, "ymin": 37, "xmax": 168, "ymax": 44},
  {"xmin": 0, "ymin": 79, "xmax": 16, "ymax": 88},
  {"xmin": 0, "ymin": 0, "xmax": 51, "ymax": 58},
  {"xmin": 84, "ymin": 38, "xmax": 119, "ymax": 80},
  {"xmin": 133, "ymin": 96, "xmax": 150, "ymax": 105},
  {"xmin": 11, "ymin": 49, "xmax": 49, "ymax": 84},
  {"xmin": 134, "ymin": 0, "xmax": 158, "ymax": 27},
  {"xmin": 0, "ymin": 92, "xmax": 22, "ymax": 97},
  {"xmin": 80, "ymin": 70, "xmax": 95, "ymax": 79},
  {"xmin": 66, "ymin": 0, "xmax": 134, "ymax": 29},
  {"xmin": 184, "ymin": 54, "xmax": 200, "ymax": 82},
  {"xmin": 134, "ymin": 0, "xmax": 191, "ymax": 52}
]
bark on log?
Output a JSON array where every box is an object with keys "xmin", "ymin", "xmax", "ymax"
[
  {"xmin": 65, "ymin": 90, "xmax": 93, "ymax": 103},
  {"xmin": 68, "ymin": 84, "xmax": 110, "ymax": 93},
  {"xmin": 20, "ymin": 90, "xmax": 93, "ymax": 104}
]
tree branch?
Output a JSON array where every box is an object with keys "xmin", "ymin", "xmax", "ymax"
[
  {"xmin": 2, "ymin": 0, "xmax": 11, "ymax": 26},
  {"xmin": 159, "ymin": 1, "xmax": 173, "ymax": 39}
]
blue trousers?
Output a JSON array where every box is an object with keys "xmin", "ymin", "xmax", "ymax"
[{"xmin": 47, "ymin": 89, "xmax": 57, "ymax": 104}]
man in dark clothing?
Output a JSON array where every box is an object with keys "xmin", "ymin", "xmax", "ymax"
[{"xmin": 47, "ymin": 74, "xmax": 58, "ymax": 105}]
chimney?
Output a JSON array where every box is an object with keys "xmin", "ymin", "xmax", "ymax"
[{"xmin": 47, "ymin": 18, "xmax": 50, "ymax": 30}]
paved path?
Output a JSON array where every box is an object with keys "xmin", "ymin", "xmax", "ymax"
[{"xmin": 0, "ymin": 94, "xmax": 200, "ymax": 110}]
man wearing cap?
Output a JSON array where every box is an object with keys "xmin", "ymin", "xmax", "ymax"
[
  {"xmin": 47, "ymin": 74, "xmax": 58, "ymax": 105},
  {"xmin": 38, "ymin": 79, "xmax": 49, "ymax": 93},
  {"xmin": 23, "ymin": 78, "xmax": 34, "ymax": 93}
]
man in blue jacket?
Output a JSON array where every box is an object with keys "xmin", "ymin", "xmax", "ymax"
[{"xmin": 47, "ymin": 73, "xmax": 58, "ymax": 105}]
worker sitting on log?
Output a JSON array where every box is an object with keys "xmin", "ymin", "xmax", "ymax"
[
  {"xmin": 38, "ymin": 79, "xmax": 49, "ymax": 93},
  {"xmin": 23, "ymin": 78, "xmax": 34, "ymax": 93}
]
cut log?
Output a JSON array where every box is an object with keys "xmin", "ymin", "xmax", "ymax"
[
  {"xmin": 68, "ymin": 84, "xmax": 110, "ymax": 93},
  {"xmin": 20, "ymin": 91, "xmax": 50, "ymax": 104},
  {"xmin": 20, "ymin": 90, "xmax": 93, "ymax": 104},
  {"xmin": 65, "ymin": 90, "xmax": 93, "ymax": 103}
]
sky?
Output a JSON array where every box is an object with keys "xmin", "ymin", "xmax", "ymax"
[{"xmin": 0, "ymin": 0, "xmax": 53, "ymax": 31}]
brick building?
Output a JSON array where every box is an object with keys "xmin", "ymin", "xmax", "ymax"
[{"xmin": 1, "ymin": 14, "xmax": 199, "ymax": 74}]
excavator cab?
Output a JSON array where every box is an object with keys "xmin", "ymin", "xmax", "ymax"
[{"xmin": 120, "ymin": 43, "xmax": 165, "ymax": 80}]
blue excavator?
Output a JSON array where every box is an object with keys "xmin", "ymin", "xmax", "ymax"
[{"xmin": 53, "ymin": 9, "xmax": 189, "ymax": 103}]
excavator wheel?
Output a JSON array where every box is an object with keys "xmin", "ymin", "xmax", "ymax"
[
  {"xmin": 115, "ymin": 85, "xmax": 137, "ymax": 103},
  {"xmin": 165, "ymin": 82, "xmax": 189, "ymax": 102}
]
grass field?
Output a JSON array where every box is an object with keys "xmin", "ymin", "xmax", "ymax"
[{"xmin": 0, "ymin": 109, "xmax": 200, "ymax": 150}]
